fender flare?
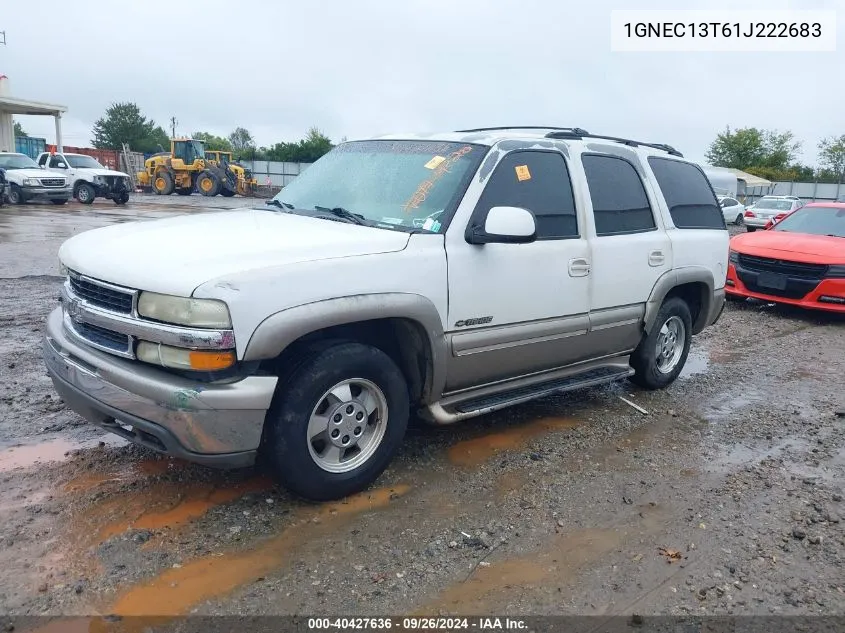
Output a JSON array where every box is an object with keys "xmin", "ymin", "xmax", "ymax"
[
  {"xmin": 644, "ymin": 266, "xmax": 716, "ymax": 335},
  {"xmin": 243, "ymin": 293, "xmax": 448, "ymax": 402}
]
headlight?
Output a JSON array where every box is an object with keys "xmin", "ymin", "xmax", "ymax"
[
  {"xmin": 23, "ymin": 178, "xmax": 39, "ymax": 186},
  {"xmin": 729, "ymin": 250, "xmax": 739, "ymax": 263},
  {"xmin": 827, "ymin": 265, "xmax": 845, "ymax": 279},
  {"xmin": 137, "ymin": 341, "xmax": 236, "ymax": 371},
  {"xmin": 137, "ymin": 292, "xmax": 232, "ymax": 328}
]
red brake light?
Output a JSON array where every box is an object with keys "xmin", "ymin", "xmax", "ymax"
[{"xmin": 744, "ymin": 210, "xmax": 754, "ymax": 217}]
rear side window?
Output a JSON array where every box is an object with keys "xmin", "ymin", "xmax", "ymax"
[
  {"xmin": 582, "ymin": 154, "xmax": 656, "ymax": 236},
  {"xmin": 474, "ymin": 150, "xmax": 578, "ymax": 239},
  {"xmin": 648, "ymin": 157, "xmax": 726, "ymax": 229}
]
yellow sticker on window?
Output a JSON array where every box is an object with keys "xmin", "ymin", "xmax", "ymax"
[
  {"xmin": 425, "ymin": 156, "xmax": 446, "ymax": 170},
  {"xmin": 515, "ymin": 165, "xmax": 531, "ymax": 181}
]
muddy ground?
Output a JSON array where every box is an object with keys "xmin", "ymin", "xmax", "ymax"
[{"xmin": 1, "ymin": 197, "xmax": 844, "ymax": 630}]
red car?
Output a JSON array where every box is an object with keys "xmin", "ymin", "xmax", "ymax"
[{"xmin": 726, "ymin": 202, "xmax": 845, "ymax": 313}]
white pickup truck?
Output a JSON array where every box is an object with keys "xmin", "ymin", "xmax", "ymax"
[
  {"xmin": 43, "ymin": 127, "xmax": 729, "ymax": 500},
  {"xmin": 36, "ymin": 151, "xmax": 132, "ymax": 205}
]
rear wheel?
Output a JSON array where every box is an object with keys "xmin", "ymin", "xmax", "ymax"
[
  {"xmin": 76, "ymin": 182, "xmax": 96, "ymax": 204},
  {"xmin": 153, "ymin": 172, "xmax": 175, "ymax": 196},
  {"xmin": 735, "ymin": 213, "xmax": 744, "ymax": 225},
  {"xmin": 629, "ymin": 297, "xmax": 692, "ymax": 390},
  {"xmin": 263, "ymin": 342, "xmax": 409, "ymax": 501},
  {"xmin": 196, "ymin": 171, "xmax": 221, "ymax": 197}
]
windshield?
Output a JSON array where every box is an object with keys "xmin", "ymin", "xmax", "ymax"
[
  {"xmin": 270, "ymin": 140, "xmax": 485, "ymax": 232},
  {"xmin": 0, "ymin": 154, "xmax": 39, "ymax": 170},
  {"xmin": 66, "ymin": 155, "xmax": 105, "ymax": 169},
  {"xmin": 755, "ymin": 199, "xmax": 793, "ymax": 210},
  {"xmin": 773, "ymin": 206, "xmax": 845, "ymax": 238}
]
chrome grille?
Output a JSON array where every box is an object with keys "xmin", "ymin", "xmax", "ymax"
[
  {"xmin": 68, "ymin": 272, "xmax": 134, "ymax": 314},
  {"xmin": 40, "ymin": 178, "xmax": 66, "ymax": 188},
  {"xmin": 70, "ymin": 319, "xmax": 131, "ymax": 355}
]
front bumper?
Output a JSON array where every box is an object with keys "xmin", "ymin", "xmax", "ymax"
[
  {"xmin": 22, "ymin": 185, "xmax": 72, "ymax": 199},
  {"xmin": 43, "ymin": 307, "xmax": 278, "ymax": 467},
  {"xmin": 92, "ymin": 179, "xmax": 131, "ymax": 198},
  {"xmin": 726, "ymin": 264, "xmax": 845, "ymax": 313}
]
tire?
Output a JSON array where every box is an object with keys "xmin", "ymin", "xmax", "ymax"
[
  {"xmin": 263, "ymin": 342, "xmax": 410, "ymax": 501},
  {"xmin": 113, "ymin": 192, "xmax": 130, "ymax": 205},
  {"xmin": 8, "ymin": 184, "xmax": 24, "ymax": 205},
  {"xmin": 629, "ymin": 296, "xmax": 692, "ymax": 390},
  {"xmin": 76, "ymin": 182, "xmax": 96, "ymax": 205},
  {"xmin": 175, "ymin": 188, "xmax": 192, "ymax": 196},
  {"xmin": 746, "ymin": 226, "xmax": 757, "ymax": 233},
  {"xmin": 196, "ymin": 171, "xmax": 221, "ymax": 197},
  {"xmin": 51, "ymin": 198, "xmax": 68, "ymax": 205},
  {"xmin": 735, "ymin": 214, "xmax": 744, "ymax": 226},
  {"xmin": 153, "ymin": 171, "xmax": 175, "ymax": 196},
  {"xmin": 220, "ymin": 188, "xmax": 235, "ymax": 197}
]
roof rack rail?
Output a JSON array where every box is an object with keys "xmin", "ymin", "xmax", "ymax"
[
  {"xmin": 544, "ymin": 130, "xmax": 683, "ymax": 157},
  {"xmin": 455, "ymin": 126, "xmax": 591, "ymax": 135}
]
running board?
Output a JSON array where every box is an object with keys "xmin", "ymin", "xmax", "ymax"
[{"xmin": 423, "ymin": 364, "xmax": 634, "ymax": 425}]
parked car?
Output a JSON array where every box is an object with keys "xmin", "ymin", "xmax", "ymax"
[
  {"xmin": 43, "ymin": 127, "xmax": 728, "ymax": 500},
  {"xmin": 744, "ymin": 196, "xmax": 803, "ymax": 232},
  {"xmin": 726, "ymin": 202, "xmax": 845, "ymax": 312},
  {"xmin": 0, "ymin": 167, "xmax": 6, "ymax": 205},
  {"xmin": 718, "ymin": 195, "xmax": 745, "ymax": 225},
  {"xmin": 0, "ymin": 152, "xmax": 72, "ymax": 205},
  {"xmin": 36, "ymin": 151, "xmax": 132, "ymax": 205}
]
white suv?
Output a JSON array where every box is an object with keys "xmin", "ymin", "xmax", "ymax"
[{"xmin": 43, "ymin": 126, "xmax": 729, "ymax": 500}]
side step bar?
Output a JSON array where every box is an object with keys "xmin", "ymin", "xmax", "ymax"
[{"xmin": 423, "ymin": 363, "xmax": 634, "ymax": 425}]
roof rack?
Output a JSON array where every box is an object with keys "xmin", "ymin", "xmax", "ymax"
[
  {"xmin": 455, "ymin": 126, "xmax": 590, "ymax": 135},
  {"xmin": 453, "ymin": 126, "xmax": 684, "ymax": 158},
  {"xmin": 544, "ymin": 130, "xmax": 683, "ymax": 157}
]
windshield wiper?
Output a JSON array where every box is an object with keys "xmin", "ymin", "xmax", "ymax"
[
  {"xmin": 264, "ymin": 199, "xmax": 294, "ymax": 210},
  {"xmin": 313, "ymin": 205, "xmax": 371, "ymax": 226}
]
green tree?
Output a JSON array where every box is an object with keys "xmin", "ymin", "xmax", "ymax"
[
  {"xmin": 705, "ymin": 126, "xmax": 801, "ymax": 171},
  {"xmin": 192, "ymin": 131, "xmax": 233, "ymax": 152},
  {"xmin": 818, "ymin": 135, "xmax": 845, "ymax": 182},
  {"xmin": 266, "ymin": 127, "xmax": 334, "ymax": 163},
  {"xmin": 228, "ymin": 127, "xmax": 255, "ymax": 154},
  {"xmin": 13, "ymin": 121, "xmax": 26, "ymax": 137},
  {"xmin": 91, "ymin": 102, "xmax": 170, "ymax": 153}
]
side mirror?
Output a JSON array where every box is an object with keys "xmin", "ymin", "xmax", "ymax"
[
  {"xmin": 56, "ymin": 162, "xmax": 67, "ymax": 169},
  {"xmin": 467, "ymin": 206, "xmax": 537, "ymax": 245}
]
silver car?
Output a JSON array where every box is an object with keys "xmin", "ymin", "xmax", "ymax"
[{"xmin": 744, "ymin": 196, "xmax": 803, "ymax": 232}]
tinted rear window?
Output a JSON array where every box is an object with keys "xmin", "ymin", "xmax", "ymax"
[{"xmin": 648, "ymin": 158, "xmax": 726, "ymax": 229}]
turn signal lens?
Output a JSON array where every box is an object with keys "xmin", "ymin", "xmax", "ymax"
[{"xmin": 137, "ymin": 341, "xmax": 236, "ymax": 371}]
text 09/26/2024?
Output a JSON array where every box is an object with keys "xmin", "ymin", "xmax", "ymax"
[{"xmin": 610, "ymin": 9, "xmax": 837, "ymax": 52}]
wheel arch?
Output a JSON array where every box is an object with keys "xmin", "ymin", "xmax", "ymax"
[
  {"xmin": 244, "ymin": 294, "xmax": 447, "ymax": 404},
  {"xmin": 645, "ymin": 267, "xmax": 715, "ymax": 335}
]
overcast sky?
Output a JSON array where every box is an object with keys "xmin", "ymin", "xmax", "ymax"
[{"xmin": 3, "ymin": 0, "xmax": 842, "ymax": 166}]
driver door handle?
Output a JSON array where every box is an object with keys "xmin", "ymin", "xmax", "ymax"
[{"xmin": 568, "ymin": 257, "xmax": 590, "ymax": 277}]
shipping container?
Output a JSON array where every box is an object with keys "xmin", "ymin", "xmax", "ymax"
[
  {"xmin": 15, "ymin": 136, "xmax": 47, "ymax": 159},
  {"xmin": 46, "ymin": 144, "xmax": 121, "ymax": 171}
]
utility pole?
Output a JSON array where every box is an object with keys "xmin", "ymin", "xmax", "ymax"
[{"xmin": 170, "ymin": 116, "xmax": 177, "ymax": 139}]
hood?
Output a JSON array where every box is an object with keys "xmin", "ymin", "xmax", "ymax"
[
  {"xmin": 731, "ymin": 230, "xmax": 845, "ymax": 264},
  {"xmin": 59, "ymin": 209, "xmax": 412, "ymax": 296},
  {"xmin": 74, "ymin": 168, "xmax": 129, "ymax": 178},
  {"xmin": 11, "ymin": 168, "xmax": 58, "ymax": 180}
]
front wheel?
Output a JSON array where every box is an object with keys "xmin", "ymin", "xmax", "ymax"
[
  {"xmin": 76, "ymin": 182, "xmax": 96, "ymax": 204},
  {"xmin": 196, "ymin": 171, "xmax": 221, "ymax": 197},
  {"xmin": 7, "ymin": 184, "xmax": 24, "ymax": 205},
  {"xmin": 263, "ymin": 342, "xmax": 409, "ymax": 501},
  {"xmin": 113, "ymin": 192, "xmax": 130, "ymax": 205},
  {"xmin": 629, "ymin": 297, "xmax": 692, "ymax": 390}
]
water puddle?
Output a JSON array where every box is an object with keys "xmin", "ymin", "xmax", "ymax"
[
  {"xmin": 448, "ymin": 417, "xmax": 579, "ymax": 467},
  {"xmin": 0, "ymin": 436, "xmax": 126, "ymax": 473},
  {"xmin": 698, "ymin": 387, "xmax": 766, "ymax": 423},
  {"xmin": 711, "ymin": 438, "xmax": 844, "ymax": 483},
  {"xmin": 106, "ymin": 484, "xmax": 411, "ymax": 616},
  {"xmin": 679, "ymin": 347, "xmax": 709, "ymax": 379}
]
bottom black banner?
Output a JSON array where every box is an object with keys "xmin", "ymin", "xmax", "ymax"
[{"xmin": 4, "ymin": 615, "xmax": 845, "ymax": 633}]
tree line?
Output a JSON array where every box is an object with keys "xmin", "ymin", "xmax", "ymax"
[
  {"xmin": 706, "ymin": 126, "xmax": 845, "ymax": 184},
  {"xmin": 87, "ymin": 102, "xmax": 336, "ymax": 163}
]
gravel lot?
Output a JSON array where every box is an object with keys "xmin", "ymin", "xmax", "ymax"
[{"xmin": 1, "ymin": 198, "xmax": 843, "ymax": 630}]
